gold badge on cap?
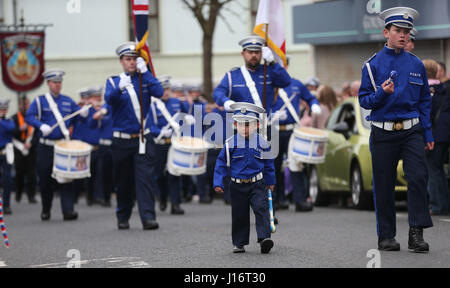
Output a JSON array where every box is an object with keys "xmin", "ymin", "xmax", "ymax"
[
  {"xmin": 403, "ymin": 13, "xmax": 409, "ymax": 19},
  {"xmin": 241, "ymin": 107, "xmax": 247, "ymax": 114}
]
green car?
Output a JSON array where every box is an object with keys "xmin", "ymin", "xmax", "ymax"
[{"xmin": 309, "ymin": 98, "xmax": 407, "ymax": 210}]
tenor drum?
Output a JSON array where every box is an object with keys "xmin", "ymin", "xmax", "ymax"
[
  {"xmin": 289, "ymin": 127, "xmax": 329, "ymax": 164},
  {"xmin": 52, "ymin": 140, "xmax": 92, "ymax": 183},
  {"xmin": 167, "ymin": 136, "xmax": 210, "ymax": 176}
]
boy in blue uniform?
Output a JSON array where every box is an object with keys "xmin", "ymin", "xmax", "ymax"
[
  {"xmin": 0, "ymin": 99, "xmax": 15, "ymax": 215},
  {"xmin": 358, "ymin": 7, "xmax": 434, "ymax": 252},
  {"xmin": 214, "ymin": 102, "xmax": 275, "ymax": 254}
]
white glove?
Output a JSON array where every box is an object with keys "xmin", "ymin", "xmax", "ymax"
[
  {"xmin": 160, "ymin": 127, "xmax": 173, "ymax": 138},
  {"xmin": 311, "ymin": 104, "xmax": 322, "ymax": 115},
  {"xmin": 262, "ymin": 47, "xmax": 275, "ymax": 63},
  {"xmin": 119, "ymin": 74, "xmax": 132, "ymax": 90},
  {"xmin": 273, "ymin": 110, "xmax": 288, "ymax": 121},
  {"xmin": 136, "ymin": 57, "xmax": 148, "ymax": 74},
  {"xmin": 223, "ymin": 100, "xmax": 236, "ymax": 112},
  {"xmin": 40, "ymin": 124, "xmax": 52, "ymax": 137},
  {"xmin": 184, "ymin": 114, "xmax": 196, "ymax": 126},
  {"xmin": 79, "ymin": 105, "xmax": 90, "ymax": 118}
]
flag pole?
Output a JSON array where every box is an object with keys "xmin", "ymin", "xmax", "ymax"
[{"xmin": 263, "ymin": 23, "xmax": 269, "ymax": 110}]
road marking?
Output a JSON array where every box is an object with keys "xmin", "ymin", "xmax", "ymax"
[
  {"xmin": 30, "ymin": 257, "xmax": 141, "ymax": 268},
  {"xmin": 440, "ymin": 219, "xmax": 450, "ymax": 223},
  {"xmin": 0, "ymin": 261, "xmax": 7, "ymax": 267}
]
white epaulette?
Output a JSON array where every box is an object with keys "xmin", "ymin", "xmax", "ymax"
[{"xmin": 224, "ymin": 136, "xmax": 234, "ymax": 167}]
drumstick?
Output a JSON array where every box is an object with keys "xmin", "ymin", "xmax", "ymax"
[
  {"xmin": 49, "ymin": 105, "xmax": 92, "ymax": 134},
  {"xmin": 267, "ymin": 188, "xmax": 276, "ymax": 234},
  {"xmin": 155, "ymin": 112, "xmax": 180, "ymax": 142},
  {"xmin": 0, "ymin": 196, "xmax": 10, "ymax": 248}
]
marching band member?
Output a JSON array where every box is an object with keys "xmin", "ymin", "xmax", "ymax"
[
  {"xmin": 358, "ymin": 7, "xmax": 434, "ymax": 252},
  {"xmin": 214, "ymin": 102, "xmax": 275, "ymax": 254},
  {"xmin": 25, "ymin": 69, "xmax": 90, "ymax": 221},
  {"xmin": 12, "ymin": 96, "xmax": 38, "ymax": 204},
  {"xmin": 147, "ymin": 75, "xmax": 185, "ymax": 215},
  {"xmin": 405, "ymin": 28, "xmax": 417, "ymax": 53},
  {"xmin": 213, "ymin": 35, "xmax": 291, "ymax": 113},
  {"xmin": 104, "ymin": 42, "xmax": 164, "ymax": 230},
  {"xmin": 0, "ymin": 99, "xmax": 15, "ymax": 215},
  {"xmin": 270, "ymin": 57, "xmax": 321, "ymax": 212}
]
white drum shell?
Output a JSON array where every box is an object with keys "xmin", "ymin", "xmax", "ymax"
[
  {"xmin": 167, "ymin": 137, "xmax": 209, "ymax": 176},
  {"xmin": 289, "ymin": 128, "xmax": 329, "ymax": 165},
  {"xmin": 52, "ymin": 140, "xmax": 92, "ymax": 182}
]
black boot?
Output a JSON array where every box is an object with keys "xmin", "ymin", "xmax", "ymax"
[
  {"xmin": 142, "ymin": 219, "xmax": 159, "ymax": 230},
  {"xmin": 159, "ymin": 198, "xmax": 167, "ymax": 212},
  {"xmin": 378, "ymin": 238, "xmax": 400, "ymax": 251},
  {"xmin": 295, "ymin": 202, "xmax": 313, "ymax": 212},
  {"xmin": 408, "ymin": 227, "xmax": 429, "ymax": 253},
  {"xmin": 171, "ymin": 204, "xmax": 185, "ymax": 215},
  {"xmin": 260, "ymin": 239, "xmax": 274, "ymax": 254},
  {"xmin": 41, "ymin": 211, "xmax": 51, "ymax": 221},
  {"xmin": 63, "ymin": 211, "xmax": 78, "ymax": 221}
]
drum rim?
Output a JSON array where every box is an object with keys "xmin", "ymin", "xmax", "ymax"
[{"xmin": 54, "ymin": 140, "xmax": 92, "ymax": 153}]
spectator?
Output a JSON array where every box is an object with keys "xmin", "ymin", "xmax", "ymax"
[
  {"xmin": 437, "ymin": 62, "xmax": 449, "ymax": 84},
  {"xmin": 350, "ymin": 80, "xmax": 361, "ymax": 97},
  {"xmin": 341, "ymin": 81, "xmax": 351, "ymax": 101},
  {"xmin": 305, "ymin": 77, "xmax": 320, "ymax": 93},
  {"xmin": 312, "ymin": 85, "xmax": 338, "ymax": 129},
  {"xmin": 423, "ymin": 59, "xmax": 450, "ymax": 215}
]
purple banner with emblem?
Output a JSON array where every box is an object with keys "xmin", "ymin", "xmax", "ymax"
[{"xmin": 0, "ymin": 31, "xmax": 45, "ymax": 92}]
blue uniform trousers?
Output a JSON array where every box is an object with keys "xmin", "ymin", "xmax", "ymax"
[
  {"xmin": 290, "ymin": 170, "xmax": 309, "ymax": 204},
  {"xmin": 87, "ymin": 149, "xmax": 102, "ymax": 202},
  {"xmin": 0, "ymin": 155, "xmax": 12, "ymax": 208},
  {"xmin": 111, "ymin": 135, "xmax": 158, "ymax": 223},
  {"xmin": 36, "ymin": 143, "xmax": 76, "ymax": 214},
  {"xmin": 426, "ymin": 142, "xmax": 450, "ymax": 215},
  {"xmin": 98, "ymin": 144, "xmax": 114, "ymax": 203},
  {"xmin": 230, "ymin": 179, "xmax": 271, "ymax": 247},
  {"xmin": 370, "ymin": 125, "xmax": 433, "ymax": 239},
  {"xmin": 154, "ymin": 143, "xmax": 181, "ymax": 205}
]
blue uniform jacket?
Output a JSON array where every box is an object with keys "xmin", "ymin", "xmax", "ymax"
[
  {"xmin": 271, "ymin": 78, "xmax": 319, "ymax": 125},
  {"xmin": 25, "ymin": 94, "xmax": 80, "ymax": 140},
  {"xmin": 0, "ymin": 118, "xmax": 15, "ymax": 149},
  {"xmin": 358, "ymin": 46, "xmax": 433, "ymax": 143},
  {"xmin": 213, "ymin": 63, "xmax": 291, "ymax": 112},
  {"xmin": 72, "ymin": 107, "xmax": 101, "ymax": 145},
  {"xmin": 99, "ymin": 103, "xmax": 113, "ymax": 141},
  {"xmin": 146, "ymin": 97, "xmax": 188, "ymax": 138},
  {"xmin": 430, "ymin": 83, "xmax": 450, "ymax": 143},
  {"xmin": 104, "ymin": 71, "xmax": 164, "ymax": 134},
  {"xmin": 213, "ymin": 133, "xmax": 276, "ymax": 189}
]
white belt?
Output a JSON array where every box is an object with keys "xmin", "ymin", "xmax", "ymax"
[
  {"xmin": 231, "ymin": 172, "xmax": 263, "ymax": 184},
  {"xmin": 372, "ymin": 118, "xmax": 419, "ymax": 131},
  {"xmin": 113, "ymin": 129, "xmax": 150, "ymax": 139},
  {"xmin": 99, "ymin": 139, "xmax": 112, "ymax": 146},
  {"xmin": 39, "ymin": 138, "xmax": 62, "ymax": 146},
  {"xmin": 275, "ymin": 124, "xmax": 295, "ymax": 131},
  {"xmin": 154, "ymin": 138, "xmax": 172, "ymax": 145}
]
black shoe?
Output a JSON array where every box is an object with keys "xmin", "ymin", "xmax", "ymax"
[
  {"xmin": 63, "ymin": 211, "xmax": 78, "ymax": 221},
  {"xmin": 171, "ymin": 205, "xmax": 185, "ymax": 215},
  {"xmin": 260, "ymin": 239, "xmax": 274, "ymax": 254},
  {"xmin": 3, "ymin": 207, "xmax": 12, "ymax": 215},
  {"xmin": 378, "ymin": 238, "xmax": 400, "ymax": 251},
  {"xmin": 295, "ymin": 202, "xmax": 314, "ymax": 212},
  {"xmin": 233, "ymin": 246, "xmax": 245, "ymax": 253},
  {"xmin": 143, "ymin": 219, "xmax": 159, "ymax": 230},
  {"xmin": 28, "ymin": 198, "xmax": 38, "ymax": 204},
  {"xmin": 408, "ymin": 227, "xmax": 429, "ymax": 253},
  {"xmin": 118, "ymin": 222, "xmax": 130, "ymax": 230},
  {"xmin": 41, "ymin": 211, "xmax": 51, "ymax": 221},
  {"xmin": 274, "ymin": 217, "xmax": 278, "ymax": 225},
  {"xmin": 159, "ymin": 200, "xmax": 167, "ymax": 212}
]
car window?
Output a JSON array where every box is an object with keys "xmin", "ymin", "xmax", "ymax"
[
  {"xmin": 337, "ymin": 104, "xmax": 357, "ymax": 134},
  {"xmin": 326, "ymin": 105, "xmax": 343, "ymax": 130}
]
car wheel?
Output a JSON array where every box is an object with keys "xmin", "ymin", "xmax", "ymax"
[
  {"xmin": 351, "ymin": 163, "xmax": 372, "ymax": 210},
  {"xmin": 309, "ymin": 166, "xmax": 329, "ymax": 206}
]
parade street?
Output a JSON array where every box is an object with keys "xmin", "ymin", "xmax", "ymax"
[{"xmin": 1, "ymin": 198, "xmax": 450, "ymax": 268}]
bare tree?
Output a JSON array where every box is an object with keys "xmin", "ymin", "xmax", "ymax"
[{"xmin": 181, "ymin": 0, "xmax": 235, "ymax": 102}]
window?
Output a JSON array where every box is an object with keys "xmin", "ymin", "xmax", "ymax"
[{"xmin": 129, "ymin": 0, "xmax": 160, "ymax": 52}]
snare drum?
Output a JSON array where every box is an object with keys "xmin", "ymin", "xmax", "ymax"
[
  {"xmin": 52, "ymin": 140, "xmax": 92, "ymax": 183},
  {"xmin": 288, "ymin": 127, "xmax": 329, "ymax": 165},
  {"xmin": 167, "ymin": 136, "xmax": 210, "ymax": 176}
]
